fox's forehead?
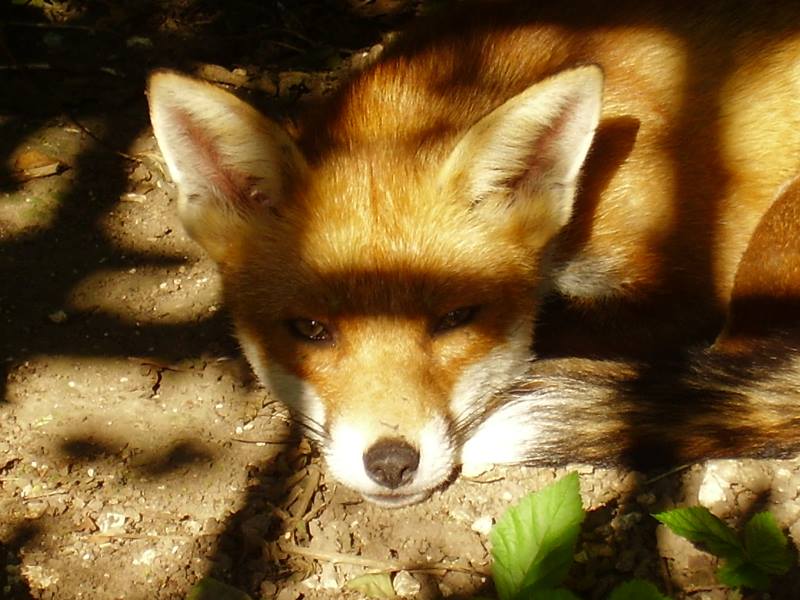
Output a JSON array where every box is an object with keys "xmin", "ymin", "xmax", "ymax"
[
  {"xmin": 287, "ymin": 155, "xmax": 524, "ymax": 273},
  {"xmin": 233, "ymin": 159, "xmax": 538, "ymax": 318},
  {"xmin": 236, "ymin": 236, "xmax": 535, "ymax": 321}
]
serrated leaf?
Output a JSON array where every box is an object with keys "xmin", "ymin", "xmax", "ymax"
[
  {"xmin": 491, "ymin": 472, "xmax": 585, "ymax": 600},
  {"xmin": 186, "ymin": 577, "xmax": 252, "ymax": 600},
  {"xmin": 717, "ymin": 561, "xmax": 770, "ymax": 591},
  {"xmin": 743, "ymin": 512, "xmax": 793, "ymax": 576},
  {"xmin": 607, "ymin": 579, "xmax": 671, "ymax": 600},
  {"xmin": 345, "ymin": 573, "xmax": 396, "ymax": 598},
  {"xmin": 653, "ymin": 507, "xmax": 744, "ymax": 560}
]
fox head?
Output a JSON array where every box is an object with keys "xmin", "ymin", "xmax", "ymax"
[{"xmin": 147, "ymin": 66, "xmax": 602, "ymax": 506}]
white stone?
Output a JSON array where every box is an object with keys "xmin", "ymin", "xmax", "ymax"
[
  {"xmin": 133, "ymin": 549, "xmax": 157, "ymax": 566},
  {"xmin": 471, "ymin": 515, "xmax": 495, "ymax": 536},
  {"xmin": 393, "ymin": 571, "xmax": 420, "ymax": 597},
  {"xmin": 320, "ymin": 563, "xmax": 340, "ymax": 590},
  {"xmin": 97, "ymin": 511, "xmax": 127, "ymax": 534},
  {"xmin": 698, "ymin": 464, "xmax": 729, "ymax": 507}
]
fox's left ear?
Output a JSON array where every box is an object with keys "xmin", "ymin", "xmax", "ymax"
[
  {"xmin": 437, "ymin": 65, "xmax": 603, "ymax": 242},
  {"xmin": 147, "ymin": 71, "xmax": 307, "ymax": 264}
]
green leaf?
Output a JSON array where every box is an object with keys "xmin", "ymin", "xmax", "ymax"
[
  {"xmin": 717, "ymin": 561, "xmax": 770, "ymax": 591},
  {"xmin": 519, "ymin": 587, "xmax": 582, "ymax": 599},
  {"xmin": 186, "ymin": 578, "xmax": 252, "ymax": 600},
  {"xmin": 653, "ymin": 507, "xmax": 744, "ymax": 560},
  {"xmin": 607, "ymin": 579, "xmax": 671, "ymax": 600},
  {"xmin": 743, "ymin": 512, "xmax": 792, "ymax": 576},
  {"xmin": 345, "ymin": 573, "xmax": 396, "ymax": 598},
  {"xmin": 656, "ymin": 508, "xmax": 791, "ymax": 591},
  {"xmin": 491, "ymin": 472, "xmax": 585, "ymax": 600}
]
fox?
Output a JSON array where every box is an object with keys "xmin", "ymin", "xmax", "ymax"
[{"xmin": 147, "ymin": 0, "xmax": 800, "ymax": 506}]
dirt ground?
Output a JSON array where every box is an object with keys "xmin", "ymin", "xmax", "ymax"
[{"xmin": 2, "ymin": 2, "xmax": 800, "ymax": 599}]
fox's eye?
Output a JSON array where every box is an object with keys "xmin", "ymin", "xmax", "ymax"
[
  {"xmin": 434, "ymin": 306, "xmax": 478, "ymax": 333},
  {"xmin": 288, "ymin": 319, "xmax": 331, "ymax": 342}
]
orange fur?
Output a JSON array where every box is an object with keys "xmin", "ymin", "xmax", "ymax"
[{"xmin": 147, "ymin": 0, "xmax": 800, "ymax": 505}]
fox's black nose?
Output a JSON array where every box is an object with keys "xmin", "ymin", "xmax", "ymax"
[{"xmin": 363, "ymin": 438, "xmax": 420, "ymax": 489}]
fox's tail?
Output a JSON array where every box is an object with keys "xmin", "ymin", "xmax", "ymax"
[
  {"xmin": 462, "ymin": 342, "xmax": 800, "ymax": 470},
  {"xmin": 461, "ymin": 175, "xmax": 800, "ymax": 472}
]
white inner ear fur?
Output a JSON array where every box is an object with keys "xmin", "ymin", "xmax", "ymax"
[
  {"xmin": 438, "ymin": 65, "xmax": 604, "ymax": 234},
  {"xmin": 147, "ymin": 71, "xmax": 307, "ymax": 261}
]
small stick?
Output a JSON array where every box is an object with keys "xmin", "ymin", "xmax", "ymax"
[
  {"xmin": 230, "ymin": 437, "xmax": 288, "ymax": 446},
  {"xmin": 13, "ymin": 162, "xmax": 64, "ymax": 181},
  {"xmin": 283, "ymin": 543, "xmax": 489, "ymax": 575},
  {"xmin": 291, "ymin": 464, "xmax": 321, "ymax": 519},
  {"xmin": 643, "ymin": 464, "xmax": 692, "ymax": 485},
  {"xmin": 3, "ymin": 21, "xmax": 109, "ymax": 33},
  {"xmin": 67, "ymin": 114, "xmax": 139, "ymax": 163},
  {"xmin": 0, "ymin": 63, "xmax": 53, "ymax": 71}
]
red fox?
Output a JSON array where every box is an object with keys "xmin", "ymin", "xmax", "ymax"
[{"xmin": 147, "ymin": 0, "xmax": 800, "ymax": 506}]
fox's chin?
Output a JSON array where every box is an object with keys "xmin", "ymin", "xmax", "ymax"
[{"xmin": 361, "ymin": 490, "xmax": 433, "ymax": 508}]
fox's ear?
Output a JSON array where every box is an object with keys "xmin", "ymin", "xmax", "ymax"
[
  {"xmin": 438, "ymin": 65, "xmax": 603, "ymax": 242},
  {"xmin": 147, "ymin": 71, "xmax": 306, "ymax": 263}
]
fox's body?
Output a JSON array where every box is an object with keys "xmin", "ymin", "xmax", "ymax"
[{"xmin": 148, "ymin": 0, "xmax": 800, "ymax": 505}]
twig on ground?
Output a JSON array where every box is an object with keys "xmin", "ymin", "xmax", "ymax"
[
  {"xmin": 643, "ymin": 464, "xmax": 692, "ymax": 485},
  {"xmin": 3, "ymin": 21, "xmax": 110, "ymax": 33},
  {"xmin": 67, "ymin": 114, "xmax": 140, "ymax": 164},
  {"xmin": 283, "ymin": 543, "xmax": 490, "ymax": 576}
]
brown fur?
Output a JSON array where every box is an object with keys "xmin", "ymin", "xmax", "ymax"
[
  {"xmin": 499, "ymin": 168, "xmax": 800, "ymax": 468},
  {"xmin": 500, "ymin": 344, "xmax": 800, "ymax": 469},
  {"xmin": 147, "ymin": 0, "xmax": 800, "ymax": 501},
  {"xmin": 293, "ymin": 0, "xmax": 800, "ymax": 356}
]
